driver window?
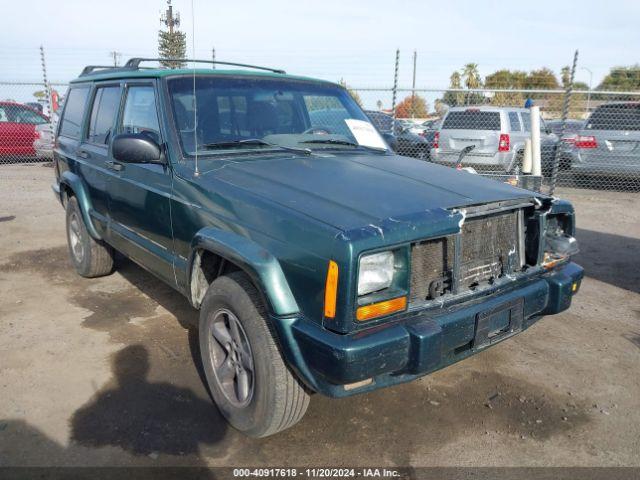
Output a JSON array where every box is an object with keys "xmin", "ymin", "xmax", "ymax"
[{"xmin": 121, "ymin": 86, "xmax": 161, "ymax": 143}]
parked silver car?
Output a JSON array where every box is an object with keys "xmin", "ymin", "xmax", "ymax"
[
  {"xmin": 430, "ymin": 106, "xmax": 558, "ymax": 173},
  {"xmin": 33, "ymin": 122, "xmax": 54, "ymax": 159},
  {"xmin": 571, "ymin": 102, "xmax": 640, "ymax": 178}
]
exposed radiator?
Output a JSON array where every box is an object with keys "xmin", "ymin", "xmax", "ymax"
[{"xmin": 409, "ymin": 208, "xmax": 523, "ymax": 305}]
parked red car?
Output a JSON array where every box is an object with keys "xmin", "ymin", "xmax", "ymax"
[{"xmin": 0, "ymin": 101, "xmax": 49, "ymax": 160}]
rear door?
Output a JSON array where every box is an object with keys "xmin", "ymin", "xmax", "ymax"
[
  {"xmin": 77, "ymin": 83, "xmax": 122, "ymax": 235},
  {"xmin": 106, "ymin": 81, "xmax": 175, "ymax": 284},
  {"xmin": 439, "ymin": 109, "xmax": 502, "ymax": 156}
]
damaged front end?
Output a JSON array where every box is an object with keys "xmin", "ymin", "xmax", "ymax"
[
  {"xmin": 282, "ymin": 195, "xmax": 582, "ymax": 397},
  {"xmin": 407, "ymin": 197, "xmax": 578, "ymax": 310}
]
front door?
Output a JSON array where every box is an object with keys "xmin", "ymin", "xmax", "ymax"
[{"xmin": 106, "ymin": 82, "xmax": 175, "ymax": 284}]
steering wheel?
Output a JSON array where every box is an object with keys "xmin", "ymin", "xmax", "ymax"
[{"xmin": 303, "ymin": 126, "xmax": 332, "ymax": 135}]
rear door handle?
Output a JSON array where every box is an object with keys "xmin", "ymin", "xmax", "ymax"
[
  {"xmin": 76, "ymin": 149, "xmax": 90, "ymax": 159},
  {"xmin": 105, "ymin": 160, "xmax": 124, "ymax": 172}
]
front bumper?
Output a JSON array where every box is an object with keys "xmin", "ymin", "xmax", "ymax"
[{"xmin": 274, "ymin": 262, "xmax": 583, "ymax": 397}]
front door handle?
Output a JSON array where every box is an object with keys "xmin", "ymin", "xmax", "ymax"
[
  {"xmin": 76, "ymin": 149, "xmax": 90, "ymax": 159},
  {"xmin": 105, "ymin": 160, "xmax": 124, "ymax": 172}
]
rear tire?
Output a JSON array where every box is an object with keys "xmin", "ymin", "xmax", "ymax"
[
  {"xmin": 65, "ymin": 197, "xmax": 114, "ymax": 278},
  {"xmin": 199, "ymin": 271, "xmax": 310, "ymax": 437}
]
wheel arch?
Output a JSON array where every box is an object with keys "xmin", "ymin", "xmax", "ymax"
[
  {"xmin": 59, "ymin": 171, "xmax": 101, "ymax": 240},
  {"xmin": 189, "ymin": 227, "xmax": 299, "ymax": 317}
]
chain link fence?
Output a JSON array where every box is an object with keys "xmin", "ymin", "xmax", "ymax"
[
  {"xmin": 351, "ymin": 86, "xmax": 640, "ymax": 193},
  {"xmin": 2, "ymin": 77, "xmax": 639, "ymax": 194},
  {"xmin": 0, "ymin": 81, "xmax": 67, "ymax": 164}
]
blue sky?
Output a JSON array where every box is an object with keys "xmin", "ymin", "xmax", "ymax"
[{"xmin": 1, "ymin": 0, "xmax": 638, "ymax": 106}]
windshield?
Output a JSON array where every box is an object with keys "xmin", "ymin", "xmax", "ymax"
[{"xmin": 167, "ymin": 76, "xmax": 387, "ymax": 156}]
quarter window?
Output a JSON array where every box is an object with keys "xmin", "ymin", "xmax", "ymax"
[
  {"xmin": 59, "ymin": 87, "xmax": 90, "ymax": 139},
  {"xmin": 87, "ymin": 86, "xmax": 120, "ymax": 145},
  {"xmin": 120, "ymin": 86, "xmax": 161, "ymax": 143},
  {"xmin": 508, "ymin": 112, "xmax": 521, "ymax": 132}
]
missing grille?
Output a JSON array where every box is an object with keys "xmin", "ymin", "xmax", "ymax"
[
  {"xmin": 409, "ymin": 208, "xmax": 524, "ymax": 306},
  {"xmin": 409, "ymin": 236, "xmax": 455, "ymax": 303},
  {"xmin": 459, "ymin": 210, "xmax": 520, "ymax": 289}
]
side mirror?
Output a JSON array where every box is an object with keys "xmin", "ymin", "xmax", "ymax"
[{"xmin": 112, "ymin": 133, "xmax": 162, "ymax": 163}]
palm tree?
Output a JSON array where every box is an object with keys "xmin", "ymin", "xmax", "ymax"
[
  {"xmin": 462, "ymin": 63, "xmax": 481, "ymax": 105},
  {"xmin": 449, "ymin": 71, "xmax": 464, "ymax": 106}
]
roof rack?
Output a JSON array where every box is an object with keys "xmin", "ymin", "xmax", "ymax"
[
  {"xmin": 80, "ymin": 65, "xmax": 131, "ymax": 76},
  {"xmin": 124, "ymin": 58, "xmax": 286, "ymax": 74},
  {"xmin": 79, "ymin": 58, "xmax": 286, "ymax": 77}
]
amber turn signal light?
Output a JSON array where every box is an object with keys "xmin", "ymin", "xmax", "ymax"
[
  {"xmin": 324, "ymin": 260, "xmax": 339, "ymax": 318},
  {"xmin": 356, "ymin": 296, "xmax": 407, "ymax": 322}
]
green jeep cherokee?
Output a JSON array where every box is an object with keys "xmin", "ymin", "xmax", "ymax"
[{"xmin": 52, "ymin": 58, "xmax": 583, "ymax": 437}]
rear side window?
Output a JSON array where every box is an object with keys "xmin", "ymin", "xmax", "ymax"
[
  {"xmin": 586, "ymin": 104, "xmax": 640, "ymax": 131},
  {"xmin": 59, "ymin": 87, "xmax": 90, "ymax": 139},
  {"xmin": 87, "ymin": 86, "xmax": 121, "ymax": 144},
  {"xmin": 508, "ymin": 112, "xmax": 521, "ymax": 131},
  {"xmin": 442, "ymin": 111, "xmax": 501, "ymax": 130}
]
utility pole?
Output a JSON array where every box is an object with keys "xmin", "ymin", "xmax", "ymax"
[
  {"xmin": 411, "ymin": 50, "xmax": 417, "ymax": 118},
  {"xmin": 550, "ymin": 49, "xmax": 579, "ymax": 196},
  {"xmin": 581, "ymin": 66, "xmax": 593, "ymax": 116},
  {"xmin": 391, "ymin": 49, "xmax": 400, "ymax": 120},
  {"xmin": 161, "ymin": 0, "xmax": 180, "ymax": 35},
  {"xmin": 158, "ymin": 0, "xmax": 185, "ymax": 68},
  {"xmin": 109, "ymin": 51, "xmax": 121, "ymax": 67},
  {"xmin": 212, "ymin": 47, "xmax": 216, "ymax": 69},
  {"xmin": 39, "ymin": 45, "xmax": 53, "ymax": 119}
]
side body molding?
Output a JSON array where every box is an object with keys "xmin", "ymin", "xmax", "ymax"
[
  {"xmin": 58, "ymin": 171, "xmax": 101, "ymax": 240},
  {"xmin": 191, "ymin": 227, "xmax": 300, "ymax": 316}
]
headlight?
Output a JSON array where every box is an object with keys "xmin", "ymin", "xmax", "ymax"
[
  {"xmin": 543, "ymin": 215, "xmax": 579, "ymax": 266},
  {"xmin": 358, "ymin": 251, "xmax": 395, "ymax": 296}
]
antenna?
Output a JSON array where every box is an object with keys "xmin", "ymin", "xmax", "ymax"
[{"xmin": 191, "ymin": 0, "xmax": 199, "ymax": 177}]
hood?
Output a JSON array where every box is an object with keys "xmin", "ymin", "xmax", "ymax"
[{"xmin": 200, "ymin": 152, "xmax": 538, "ymax": 232}]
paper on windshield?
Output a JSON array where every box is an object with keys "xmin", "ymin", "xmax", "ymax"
[{"xmin": 344, "ymin": 119, "xmax": 387, "ymax": 150}]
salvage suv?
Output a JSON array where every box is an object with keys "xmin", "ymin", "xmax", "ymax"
[{"xmin": 52, "ymin": 58, "xmax": 583, "ymax": 437}]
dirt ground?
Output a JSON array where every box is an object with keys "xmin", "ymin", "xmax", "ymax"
[{"xmin": 0, "ymin": 163, "xmax": 639, "ymax": 468}]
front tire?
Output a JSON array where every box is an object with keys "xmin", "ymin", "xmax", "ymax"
[
  {"xmin": 65, "ymin": 197, "xmax": 114, "ymax": 278},
  {"xmin": 199, "ymin": 271, "xmax": 310, "ymax": 437}
]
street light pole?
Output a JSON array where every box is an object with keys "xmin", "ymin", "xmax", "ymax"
[{"xmin": 582, "ymin": 67, "xmax": 593, "ymax": 117}]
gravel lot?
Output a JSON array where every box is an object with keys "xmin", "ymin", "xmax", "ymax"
[{"xmin": 0, "ymin": 163, "xmax": 639, "ymax": 468}]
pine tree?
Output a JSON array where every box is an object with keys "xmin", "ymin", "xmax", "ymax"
[{"xmin": 158, "ymin": 30, "xmax": 187, "ymax": 68}]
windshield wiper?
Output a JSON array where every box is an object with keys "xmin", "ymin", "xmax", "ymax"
[
  {"xmin": 201, "ymin": 138, "xmax": 311, "ymax": 155},
  {"xmin": 300, "ymin": 138, "xmax": 387, "ymax": 152}
]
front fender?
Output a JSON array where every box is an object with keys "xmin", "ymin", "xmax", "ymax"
[
  {"xmin": 191, "ymin": 227, "xmax": 299, "ymax": 316},
  {"xmin": 58, "ymin": 171, "xmax": 101, "ymax": 240}
]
